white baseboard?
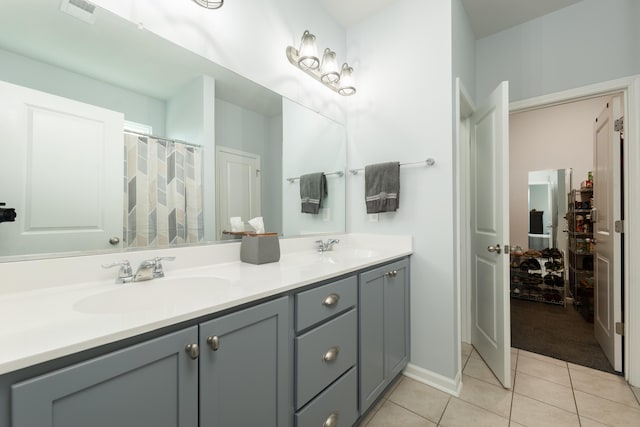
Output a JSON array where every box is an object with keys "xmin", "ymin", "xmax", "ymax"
[{"xmin": 403, "ymin": 363, "xmax": 462, "ymax": 397}]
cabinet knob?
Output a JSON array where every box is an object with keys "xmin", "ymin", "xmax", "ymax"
[
  {"xmin": 322, "ymin": 293, "xmax": 340, "ymax": 307},
  {"xmin": 108, "ymin": 236, "xmax": 120, "ymax": 245},
  {"xmin": 385, "ymin": 270, "xmax": 398, "ymax": 278},
  {"xmin": 323, "ymin": 411, "xmax": 339, "ymax": 427},
  {"xmin": 185, "ymin": 343, "xmax": 200, "ymax": 359},
  {"xmin": 322, "ymin": 346, "xmax": 340, "ymax": 363},
  {"xmin": 207, "ymin": 335, "xmax": 220, "ymax": 351}
]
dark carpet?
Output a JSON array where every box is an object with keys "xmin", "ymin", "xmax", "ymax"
[{"xmin": 510, "ymin": 297, "xmax": 616, "ymax": 374}]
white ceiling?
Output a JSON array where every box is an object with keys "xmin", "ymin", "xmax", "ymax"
[{"xmin": 321, "ymin": 0, "xmax": 583, "ymax": 38}]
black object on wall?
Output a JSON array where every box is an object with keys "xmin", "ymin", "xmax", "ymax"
[{"xmin": 529, "ymin": 210, "xmax": 544, "ymax": 234}]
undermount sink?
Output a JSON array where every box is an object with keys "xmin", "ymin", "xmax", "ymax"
[
  {"xmin": 73, "ymin": 276, "xmax": 232, "ymax": 314},
  {"xmin": 281, "ymin": 248, "xmax": 380, "ymax": 267},
  {"xmin": 321, "ymin": 249, "xmax": 379, "ymax": 264}
]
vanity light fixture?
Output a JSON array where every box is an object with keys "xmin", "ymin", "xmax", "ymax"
[
  {"xmin": 192, "ymin": 0, "xmax": 224, "ymax": 9},
  {"xmin": 287, "ymin": 30, "xmax": 356, "ymax": 96}
]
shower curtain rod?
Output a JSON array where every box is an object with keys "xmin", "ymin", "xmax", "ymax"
[{"xmin": 124, "ymin": 130, "xmax": 203, "ymax": 148}]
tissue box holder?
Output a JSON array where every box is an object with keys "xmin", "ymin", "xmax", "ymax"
[{"xmin": 240, "ymin": 234, "xmax": 280, "ymax": 265}]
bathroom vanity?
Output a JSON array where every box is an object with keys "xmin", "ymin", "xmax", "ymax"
[{"xmin": 0, "ymin": 234, "xmax": 411, "ymax": 427}]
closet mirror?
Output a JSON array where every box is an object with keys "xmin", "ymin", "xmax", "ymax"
[
  {"xmin": 0, "ymin": 0, "xmax": 346, "ymax": 259},
  {"xmin": 527, "ymin": 169, "xmax": 571, "ymax": 252}
]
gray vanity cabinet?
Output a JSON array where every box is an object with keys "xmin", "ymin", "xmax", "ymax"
[
  {"xmin": 11, "ymin": 327, "xmax": 199, "ymax": 427},
  {"xmin": 359, "ymin": 258, "xmax": 410, "ymax": 414},
  {"xmin": 294, "ymin": 276, "xmax": 359, "ymax": 427},
  {"xmin": 199, "ymin": 296, "xmax": 290, "ymax": 427}
]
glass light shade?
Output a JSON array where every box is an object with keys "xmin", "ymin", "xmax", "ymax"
[
  {"xmin": 192, "ymin": 0, "xmax": 224, "ymax": 9},
  {"xmin": 337, "ymin": 64, "xmax": 356, "ymax": 96},
  {"xmin": 320, "ymin": 48, "xmax": 340, "ymax": 83},
  {"xmin": 297, "ymin": 30, "xmax": 319, "ymax": 70}
]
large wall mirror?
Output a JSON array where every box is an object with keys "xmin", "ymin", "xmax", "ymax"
[
  {"xmin": 527, "ymin": 169, "xmax": 570, "ymax": 252},
  {"xmin": 0, "ymin": 0, "xmax": 346, "ymax": 260}
]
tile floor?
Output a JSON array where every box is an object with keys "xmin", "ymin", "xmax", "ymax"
[{"xmin": 358, "ymin": 343, "xmax": 640, "ymax": 426}]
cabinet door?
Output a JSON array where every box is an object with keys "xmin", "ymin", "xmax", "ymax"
[
  {"xmin": 359, "ymin": 258, "xmax": 410, "ymax": 414},
  {"xmin": 11, "ymin": 327, "xmax": 199, "ymax": 427},
  {"xmin": 199, "ymin": 296, "xmax": 290, "ymax": 427}
]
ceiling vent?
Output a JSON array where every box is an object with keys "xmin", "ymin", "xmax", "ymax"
[{"xmin": 60, "ymin": 0, "xmax": 97, "ymax": 24}]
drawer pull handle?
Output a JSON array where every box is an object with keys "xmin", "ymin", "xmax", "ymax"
[
  {"xmin": 322, "ymin": 293, "xmax": 340, "ymax": 307},
  {"xmin": 323, "ymin": 411, "xmax": 339, "ymax": 427},
  {"xmin": 323, "ymin": 346, "xmax": 340, "ymax": 363},
  {"xmin": 385, "ymin": 270, "xmax": 398, "ymax": 278},
  {"xmin": 185, "ymin": 343, "xmax": 200, "ymax": 360},
  {"xmin": 207, "ymin": 335, "xmax": 220, "ymax": 351}
]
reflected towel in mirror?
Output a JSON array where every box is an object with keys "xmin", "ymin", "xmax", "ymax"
[{"xmin": 300, "ymin": 172, "xmax": 327, "ymax": 214}]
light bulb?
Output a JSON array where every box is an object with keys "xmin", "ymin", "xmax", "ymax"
[
  {"xmin": 297, "ymin": 30, "xmax": 319, "ymax": 70},
  {"xmin": 320, "ymin": 48, "xmax": 340, "ymax": 83},
  {"xmin": 338, "ymin": 64, "xmax": 356, "ymax": 96}
]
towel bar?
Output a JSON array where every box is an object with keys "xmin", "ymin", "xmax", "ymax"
[
  {"xmin": 349, "ymin": 158, "xmax": 435, "ymax": 175},
  {"xmin": 286, "ymin": 171, "xmax": 345, "ymax": 183}
]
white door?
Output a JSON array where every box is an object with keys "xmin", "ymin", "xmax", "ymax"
[
  {"xmin": 470, "ymin": 81, "xmax": 511, "ymax": 388},
  {"xmin": 593, "ymin": 96, "xmax": 623, "ymax": 372},
  {"xmin": 215, "ymin": 147, "xmax": 261, "ymax": 239},
  {"xmin": 0, "ymin": 80, "xmax": 123, "ymax": 256}
]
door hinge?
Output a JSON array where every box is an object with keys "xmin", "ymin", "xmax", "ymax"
[
  {"xmin": 614, "ymin": 117, "xmax": 624, "ymax": 133},
  {"xmin": 615, "ymin": 220, "xmax": 624, "ymax": 233},
  {"xmin": 616, "ymin": 322, "xmax": 624, "ymax": 336}
]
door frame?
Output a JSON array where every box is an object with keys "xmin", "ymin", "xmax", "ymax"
[{"xmin": 459, "ymin": 74, "xmax": 640, "ymax": 386}]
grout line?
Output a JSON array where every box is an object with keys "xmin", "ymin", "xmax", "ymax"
[
  {"xmin": 566, "ymin": 364, "xmax": 581, "ymax": 422},
  {"xmin": 384, "ymin": 399, "xmax": 441, "ymax": 425},
  {"xmin": 436, "ymin": 396, "xmax": 452, "ymax": 426},
  {"xmin": 508, "ymin": 349, "xmax": 518, "ymax": 424}
]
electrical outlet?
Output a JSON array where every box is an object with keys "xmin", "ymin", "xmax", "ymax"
[
  {"xmin": 368, "ymin": 213, "xmax": 379, "ymax": 222},
  {"xmin": 322, "ymin": 208, "xmax": 330, "ymax": 222}
]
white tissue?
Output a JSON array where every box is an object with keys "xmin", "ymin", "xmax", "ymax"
[
  {"xmin": 230, "ymin": 217, "xmax": 244, "ymax": 232},
  {"xmin": 248, "ymin": 216, "xmax": 265, "ymax": 234}
]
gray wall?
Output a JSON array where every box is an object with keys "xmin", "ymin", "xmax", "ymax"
[{"xmin": 476, "ymin": 0, "xmax": 640, "ymax": 103}]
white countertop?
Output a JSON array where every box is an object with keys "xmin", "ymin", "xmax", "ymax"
[{"xmin": 0, "ymin": 234, "xmax": 411, "ymax": 375}]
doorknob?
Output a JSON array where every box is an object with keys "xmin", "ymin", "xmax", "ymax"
[{"xmin": 487, "ymin": 244, "xmax": 501, "ymax": 254}]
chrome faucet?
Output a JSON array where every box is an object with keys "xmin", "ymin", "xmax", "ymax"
[
  {"xmin": 315, "ymin": 239, "xmax": 340, "ymax": 252},
  {"xmin": 102, "ymin": 260, "xmax": 135, "ymax": 284},
  {"xmin": 134, "ymin": 256, "xmax": 176, "ymax": 281},
  {"xmin": 102, "ymin": 256, "xmax": 175, "ymax": 283}
]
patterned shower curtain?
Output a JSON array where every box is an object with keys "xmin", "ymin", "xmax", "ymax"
[{"xmin": 123, "ymin": 133, "xmax": 204, "ymax": 248}]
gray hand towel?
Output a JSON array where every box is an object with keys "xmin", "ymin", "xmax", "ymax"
[
  {"xmin": 365, "ymin": 162, "xmax": 400, "ymax": 213},
  {"xmin": 300, "ymin": 172, "xmax": 327, "ymax": 214}
]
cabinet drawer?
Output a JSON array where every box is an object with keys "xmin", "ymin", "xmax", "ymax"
[
  {"xmin": 295, "ymin": 275, "xmax": 357, "ymax": 332},
  {"xmin": 296, "ymin": 309, "xmax": 357, "ymax": 409},
  {"xmin": 295, "ymin": 367, "xmax": 358, "ymax": 427}
]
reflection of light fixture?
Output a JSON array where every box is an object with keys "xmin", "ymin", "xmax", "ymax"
[
  {"xmin": 192, "ymin": 0, "xmax": 224, "ymax": 9},
  {"xmin": 286, "ymin": 30, "xmax": 356, "ymax": 96}
]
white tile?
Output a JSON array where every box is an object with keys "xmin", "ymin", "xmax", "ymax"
[
  {"xmin": 632, "ymin": 386, "xmax": 640, "ymax": 405},
  {"xmin": 458, "ymin": 375, "xmax": 513, "ymax": 418},
  {"xmin": 578, "ymin": 416, "xmax": 611, "ymax": 427},
  {"xmin": 574, "ymin": 389, "xmax": 640, "ymax": 426},
  {"xmin": 518, "ymin": 349, "xmax": 567, "ymax": 367},
  {"xmin": 569, "ymin": 367, "xmax": 639, "ymax": 408},
  {"xmin": 358, "ymin": 396, "xmax": 385, "ymax": 426},
  {"xmin": 439, "ymin": 398, "xmax": 509, "ymax": 427},
  {"xmin": 514, "ymin": 371, "xmax": 576, "ymax": 413},
  {"xmin": 510, "ymin": 393, "xmax": 580, "ymax": 427},
  {"xmin": 387, "ymin": 377, "xmax": 450, "ymax": 423},
  {"xmin": 366, "ymin": 400, "xmax": 435, "ymax": 427},
  {"xmin": 516, "ymin": 354, "xmax": 571, "ymax": 388},
  {"xmin": 463, "ymin": 355, "xmax": 502, "ymax": 387},
  {"xmin": 568, "ymin": 362, "xmax": 626, "ymax": 384}
]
